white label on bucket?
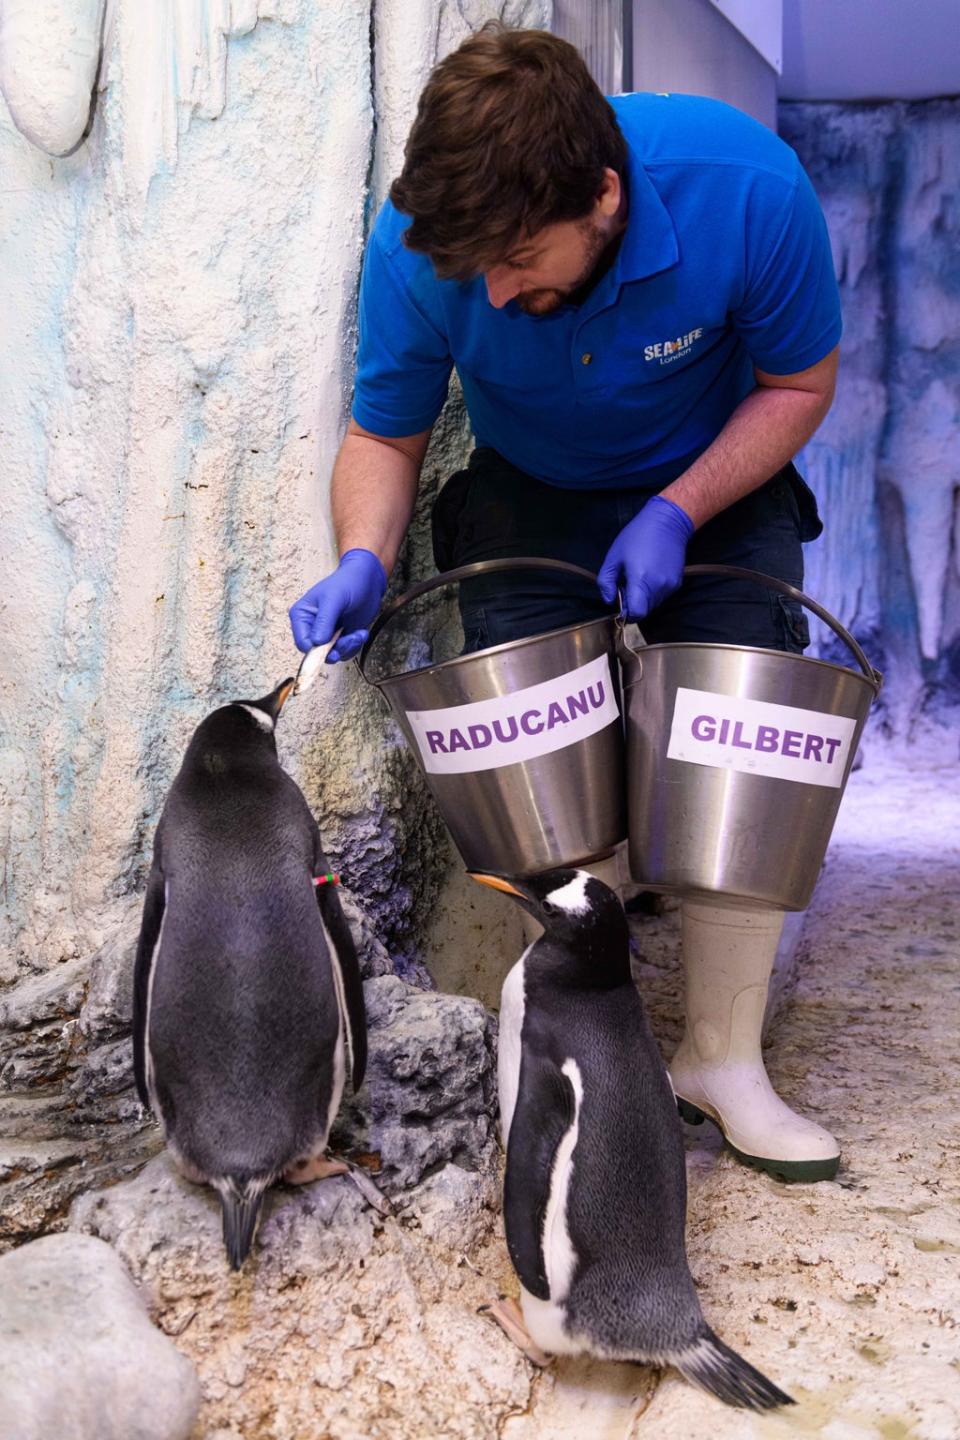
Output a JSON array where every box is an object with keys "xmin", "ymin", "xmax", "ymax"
[
  {"xmin": 405, "ymin": 653, "xmax": 620, "ymax": 775},
  {"xmin": 666, "ymin": 687, "xmax": 858, "ymax": 789}
]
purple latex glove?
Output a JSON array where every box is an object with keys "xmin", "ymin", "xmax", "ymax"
[
  {"xmin": 597, "ymin": 495, "xmax": 695, "ymax": 620},
  {"xmin": 288, "ymin": 548, "xmax": 388, "ymax": 662}
]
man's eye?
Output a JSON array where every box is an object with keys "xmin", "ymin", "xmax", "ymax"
[{"xmin": 505, "ymin": 258, "xmax": 527, "ymax": 271}]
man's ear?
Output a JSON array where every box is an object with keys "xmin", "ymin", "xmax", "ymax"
[{"xmin": 596, "ymin": 167, "xmax": 622, "ymax": 218}]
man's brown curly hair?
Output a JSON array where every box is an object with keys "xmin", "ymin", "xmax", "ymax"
[{"xmin": 390, "ymin": 23, "xmax": 627, "ymax": 280}]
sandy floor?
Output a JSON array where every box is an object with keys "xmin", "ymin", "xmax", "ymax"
[{"xmin": 505, "ymin": 755, "xmax": 960, "ymax": 1440}]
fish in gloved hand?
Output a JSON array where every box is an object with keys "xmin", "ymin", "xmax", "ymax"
[
  {"xmin": 472, "ymin": 867, "xmax": 793, "ymax": 1412},
  {"xmin": 132, "ymin": 678, "xmax": 367, "ymax": 1269}
]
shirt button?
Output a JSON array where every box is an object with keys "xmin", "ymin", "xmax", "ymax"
[{"xmin": 581, "ymin": 352, "xmax": 592, "ymax": 365}]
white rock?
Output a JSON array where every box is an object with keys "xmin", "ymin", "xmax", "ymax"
[
  {"xmin": 0, "ymin": 1232, "xmax": 200, "ymax": 1440},
  {"xmin": 0, "ymin": 0, "xmax": 105, "ymax": 155}
]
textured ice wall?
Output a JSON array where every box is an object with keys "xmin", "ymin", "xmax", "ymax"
[
  {"xmin": 0, "ymin": 1, "xmax": 549, "ymax": 979},
  {"xmin": 1, "ymin": 1, "xmax": 372, "ymax": 976},
  {"xmin": 781, "ymin": 100, "xmax": 960, "ymax": 741}
]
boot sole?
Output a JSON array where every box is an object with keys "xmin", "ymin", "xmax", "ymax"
[{"xmin": 676, "ymin": 1096, "xmax": 840, "ymax": 1183}]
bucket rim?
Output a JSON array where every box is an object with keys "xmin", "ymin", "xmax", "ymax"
[
  {"xmin": 620, "ymin": 637, "xmax": 881, "ymax": 694},
  {"xmin": 369, "ymin": 613, "xmax": 617, "ymax": 690}
]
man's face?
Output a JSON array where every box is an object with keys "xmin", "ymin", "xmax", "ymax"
[{"xmin": 482, "ymin": 167, "xmax": 624, "ymax": 315}]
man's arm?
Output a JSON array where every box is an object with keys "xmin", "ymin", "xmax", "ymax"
[
  {"xmin": 660, "ymin": 346, "xmax": 839, "ymax": 528},
  {"xmin": 332, "ymin": 419, "xmax": 433, "ymax": 575},
  {"xmin": 597, "ymin": 346, "xmax": 838, "ymax": 619},
  {"xmin": 287, "ymin": 419, "xmax": 433, "ymax": 657}
]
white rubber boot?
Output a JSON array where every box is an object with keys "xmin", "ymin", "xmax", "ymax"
[
  {"xmin": 519, "ymin": 852, "xmax": 623, "ymax": 946},
  {"xmin": 669, "ymin": 900, "xmax": 840, "ymax": 1182}
]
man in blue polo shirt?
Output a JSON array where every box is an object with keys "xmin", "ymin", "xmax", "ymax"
[{"xmin": 288, "ymin": 25, "xmax": 842, "ymax": 1182}]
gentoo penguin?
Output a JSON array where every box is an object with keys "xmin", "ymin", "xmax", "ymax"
[
  {"xmin": 471, "ymin": 868, "xmax": 793, "ymax": 1411},
  {"xmin": 132, "ymin": 678, "xmax": 366, "ymax": 1269}
]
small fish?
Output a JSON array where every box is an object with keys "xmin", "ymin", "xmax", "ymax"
[{"xmin": 292, "ymin": 631, "xmax": 342, "ymax": 696}]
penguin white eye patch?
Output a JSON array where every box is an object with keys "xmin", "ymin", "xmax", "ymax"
[
  {"xmin": 237, "ymin": 705, "xmax": 275, "ymax": 732},
  {"xmin": 545, "ymin": 872, "xmax": 591, "ymax": 915}
]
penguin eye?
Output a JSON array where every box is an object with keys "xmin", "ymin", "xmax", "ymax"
[{"xmin": 542, "ymin": 900, "xmax": 556, "ymax": 915}]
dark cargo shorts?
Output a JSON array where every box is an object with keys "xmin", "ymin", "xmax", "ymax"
[{"xmin": 431, "ymin": 447, "xmax": 823, "ymax": 654}]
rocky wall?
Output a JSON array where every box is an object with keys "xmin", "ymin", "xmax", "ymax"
[
  {"xmin": 0, "ymin": 0, "xmax": 547, "ymax": 1248},
  {"xmin": 0, "ymin": 0, "xmax": 549, "ymax": 975},
  {"xmin": 780, "ymin": 99, "xmax": 960, "ymax": 748}
]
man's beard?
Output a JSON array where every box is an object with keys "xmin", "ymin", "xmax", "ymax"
[{"xmin": 514, "ymin": 217, "xmax": 612, "ymax": 316}]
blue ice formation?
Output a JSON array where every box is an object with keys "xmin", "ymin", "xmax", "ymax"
[{"xmin": 781, "ymin": 99, "xmax": 960, "ymax": 742}]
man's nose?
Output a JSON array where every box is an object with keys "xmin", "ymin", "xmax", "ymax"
[{"xmin": 484, "ymin": 267, "xmax": 520, "ymax": 308}]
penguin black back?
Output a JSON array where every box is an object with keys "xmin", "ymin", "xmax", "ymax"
[{"xmin": 132, "ymin": 679, "xmax": 366, "ymax": 1268}]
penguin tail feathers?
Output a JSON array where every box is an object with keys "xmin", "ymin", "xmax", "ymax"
[
  {"xmin": 672, "ymin": 1327, "xmax": 795, "ymax": 1411},
  {"xmin": 216, "ymin": 1177, "xmax": 267, "ymax": 1271}
]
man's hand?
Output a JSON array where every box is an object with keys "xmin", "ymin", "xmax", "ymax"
[
  {"xmin": 597, "ymin": 495, "xmax": 695, "ymax": 620},
  {"xmin": 288, "ymin": 548, "xmax": 388, "ymax": 662}
]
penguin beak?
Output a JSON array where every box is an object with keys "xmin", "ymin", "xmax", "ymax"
[
  {"xmin": 251, "ymin": 676, "xmax": 296, "ymax": 722},
  {"xmin": 468, "ymin": 873, "xmax": 525, "ymax": 899},
  {"xmin": 275, "ymin": 678, "xmax": 296, "ymax": 713}
]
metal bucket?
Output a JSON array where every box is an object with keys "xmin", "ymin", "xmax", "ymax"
[
  {"xmin": 621, "ymin": 564, "xmax": 883, "ymax": 911},
  {"xmin": 358, "ymin": 558, "xmax": 626, "ymax": 876}
]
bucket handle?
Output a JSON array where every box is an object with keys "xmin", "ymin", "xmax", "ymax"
[
  {"xmin": 357, "ymin": 557, "xmax": 604, "ymax": 685},
  {"xmin": 681, "ymin": 564, "xmax": 882, "ymax": 691}
]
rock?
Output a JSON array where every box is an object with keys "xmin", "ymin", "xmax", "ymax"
[
  {"xmin": 0, "ymin": 1129, "xmax": 154, "ymax": 1249},
  {"xmin": 337, "ymin": 887, "xmax": 394, "ymax": 979},
  {"xmin": 70, "ymin": 1151, "xmax": 530, "ymax": 1439},
  {"xmin": 333, "ymin": 975, "xmax": 498, "ymax": 1192},
  {"xmin": 0, "ymin": 880, "xmax": 409, "ymax": 1249},
  {"xmin": 70, "ymin": 1151, "xmax": 379, "ymax": 1296},
  {"xmin": 0, "ymin": 871, "xmax": 497, "ymax": 1245},
  {"xmin": 398, "ymin": 1160, "xmax": 500, "ymax": 1250},
  {"xmin": 67, "ymin": 973, "xmax": 501, "ymax": 1266},
  {"xmin": 76, "ymin": 895, "xmax": 142, "ymax": 1045},
  {"xmin": 0, "ymin": 955, "xmax": 88, "ymax": 1088},
  {"xmin": 0, "ymin": 899, "xmax": 160, "ymax": 1249},
  {"xmin": 0, "ymin": 1231, "xmax": 200, "ymax": 1440},
  {"xmin": 65, "ymin": 963, "xmax": 500, "ymax": 1274}
]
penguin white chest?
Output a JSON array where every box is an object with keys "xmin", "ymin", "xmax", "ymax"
[{"xmin": 497, "ymin": 950, "xmax": 530, "ymax": 1146}]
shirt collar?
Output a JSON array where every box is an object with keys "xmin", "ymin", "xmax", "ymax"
[{"xmin": 612, "ymin": 149, "xmax": 679, "ymax": 286}]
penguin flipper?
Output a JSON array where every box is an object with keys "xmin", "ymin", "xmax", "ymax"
[
  {"xmin": 503, "ymin": 1054, "xmax": 576, "ymax": 1301},
  {"xmin": 132, "ymin": 864, "xmax": 166, "ymax": 1110},
  {"xmin": 316, "ymin": 879, "xmax": 367, "ymax": 1092}
]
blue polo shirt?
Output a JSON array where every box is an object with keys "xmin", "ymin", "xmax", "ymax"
[{"xmin": 352, "ymin": 92, "xmax": 841, "ymax": 490}]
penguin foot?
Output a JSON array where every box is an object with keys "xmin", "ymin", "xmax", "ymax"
[
  {"xmin": 283, "ymin": 1155, "xmax": 350, "ymax": 1185},
  {"xmin": 478, "ymin": 1296, "xmax": 553, "ymax": 1368}
]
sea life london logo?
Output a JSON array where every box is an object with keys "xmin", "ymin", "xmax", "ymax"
[{"xmin": 644, "ymin": 327, "xmax": 704, "ymax": 365}]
